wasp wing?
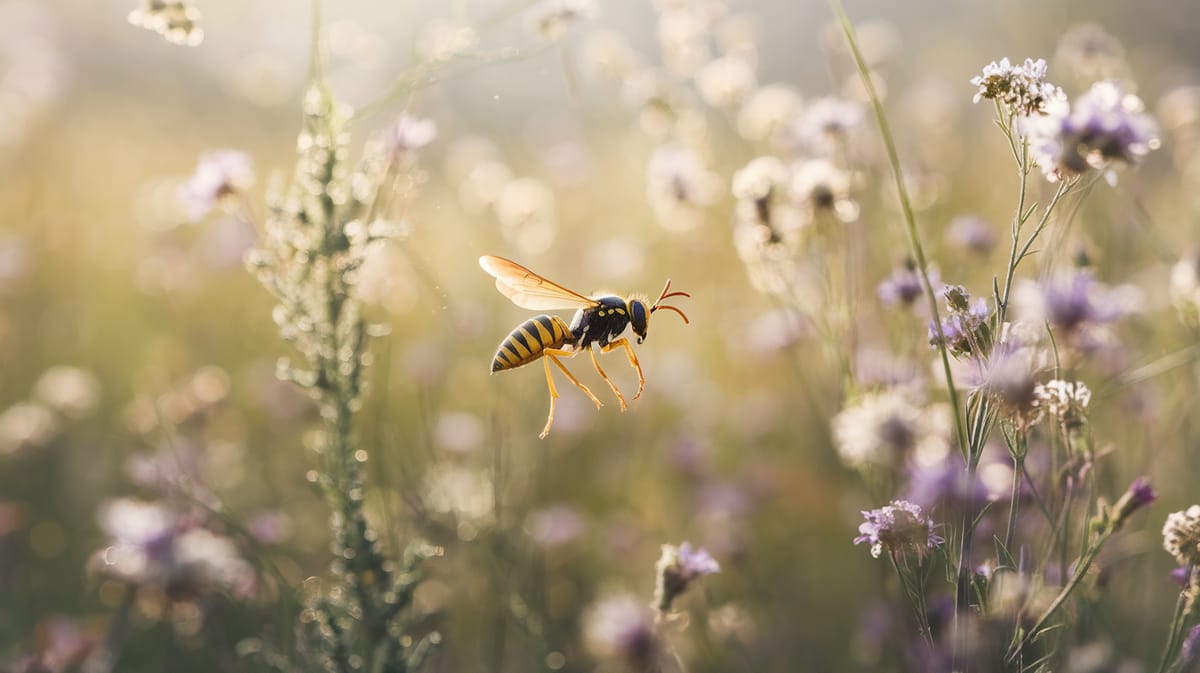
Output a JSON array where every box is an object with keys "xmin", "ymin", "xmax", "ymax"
[{"xmin": 479, "ymin": 255, "xmax": 599, "ymax": 311}]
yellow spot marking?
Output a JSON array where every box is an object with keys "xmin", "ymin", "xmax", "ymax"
[{"xmin": 616, "ymin": 307, "xmax": 626, "ymax": 315}]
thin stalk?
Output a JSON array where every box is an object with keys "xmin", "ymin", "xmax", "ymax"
[
  {"xmin": 1008, "ymin": 528, "xmax": 1111, "ymax": 662},
  {"xmin": 1154, "ymin": 573, "xmax": 1191, "ymax": 673},
  {"xmin": 827, "ymin": 0, "xmax": 967, "ymax": 456},
  {"xmin": 1003, "ymin": 452, "xmax": 1023, "ymax": 554},
  {"xmin": 889, "ymin": 552, "xmax": 935, "ymax": 646},
  {"xmin": 996, "ymin": 136, "xmax": 1030, "ymax": 325},
  {"xmin": 828, "ymin": 3, "xmax": 975, "ymax": 662}
]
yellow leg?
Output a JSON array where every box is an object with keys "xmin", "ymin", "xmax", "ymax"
[
  {"xmin": 538, "ymin": 348, "xmax": 602, "ymax": 439},
  {"xmin": 539, "ymin": 355, "xmax": 560, "ymax": 439},
  {"xmin": 601, "ymin": 338, "xmax": 645, "ymax": 400},
  {"xmin": 589, "ymin": 346, "xmax": 628, "ymax": 411}
]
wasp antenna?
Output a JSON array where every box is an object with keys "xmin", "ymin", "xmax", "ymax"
[
  {"xmin": 652, "ymin": 279, "xmax": 691, "ymax": 308},
  {"xmin": 651, "ymin": 304, "xmax": 690, "ymax": 324}
]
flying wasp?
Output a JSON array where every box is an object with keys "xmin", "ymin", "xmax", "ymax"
[{"xmin": 480, "ymin": 255, "xmax": 691, "ymax": 438}]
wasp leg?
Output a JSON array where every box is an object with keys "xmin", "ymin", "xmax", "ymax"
[
  {"xmin": 601, "ymin": 338, "xmax": 645, "ymax": 400},
  {"xmin": 588, "ymin": 346, "xmax": 628, "ymax": 412},
  {"xmin": 536, "ymin": 348, "xmax": 602, "ymax": 439},
  {"xmin": 539, "ymin": 354, "xmax": 563, "ymax": 439}
]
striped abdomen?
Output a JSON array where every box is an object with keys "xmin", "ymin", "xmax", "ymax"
[{"xmin": 491, "ymin": 315, "xmax": 573, "ymax": 373}]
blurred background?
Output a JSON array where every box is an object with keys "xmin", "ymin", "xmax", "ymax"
[{"xmin": 3, "ymin": 0, "xmax": 1200, "ymax": 671}]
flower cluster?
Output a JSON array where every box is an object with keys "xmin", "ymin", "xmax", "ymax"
[
  {"xmin": 653, "ymin": 542, "xmax": 720, "ymax": 612},
  {"xmin": 1022, "ymin": 80, "xmax": 1160, "ymax": 182},
  {"xmin": 1108, "ymin": 477, "xmax": 1156, "ymax": 531},
  {"xmin": 180, "ymin": 150, "xmax": 255, "ymax": 222},
  {"xmin": 970, "ymin": 58, "xmax": 1063, "ymax": 117},
  {"xmin": 1013, "ymin": 270, "xmax": 1137, "ymax": 352},
  {"xmin": 1164, "ymin": 505, "xmax": 1200, "ymax": 568},
  {"xmin": 1032, "ymin": 379, "xmax": 1092, "ymax": 427},
  {"xmin": 89, "ymin": 499, "xmax": 253, "ymax": 602},
  {"xmin": 127, "ymin": 0, "xmax": 203, "ymax": 47},
  {"xmin": 877, "ymin": 260, "xmax": 939, "ymax": 309},
  {"xmin": 928, "ymin": 285, "xmax": 991, "ymax": 357},
  {"xmin": 582, "ymin": 594, "xmax": 658, "ymax": 667},
  {"xmin": 854, "ymin": 500, "xmax": 943, "ymax": 559},
  {"xmin": 832, "ymin": 391, "xmax": 950, "ymax": 470}
]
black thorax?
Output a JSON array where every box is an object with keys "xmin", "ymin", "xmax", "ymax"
[{"xmin": 569, "ymin": 296, "xmax": 630, "ymax": 348}]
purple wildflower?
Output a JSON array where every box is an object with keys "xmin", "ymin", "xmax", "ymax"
[
  {"xmin": 383, "ymin": 113, "xmax": 437, "ymax": 157},
  {"xmin": 904, "ymin": 453, "xmax": 990, "ymax": 510},
  {"xmin": 654, "ymin": 541, "xmax": 719, "ymax": 611},
  {"xmin": 878, "ymin": 262, "xmax": 939, "ymax": 308},
  {"xmin": 928, "ymin": 286, "xmax": 991, "ymax": 357},
  {"xmin": 526, "ymin": 505, "xmax": 589, "ymax": 548},
  {"xmin": 1022, "ymin": 80, "xmax": 1159, "ymax": 182},
  {"xmin": 854, "ymin": 499, "xmax": 943, "ymax": 559},
  {"xmin": 1014, "ymin": 270, "xmax": 1138, "ymax": 349},
  {"xmin": 89, "ymin": 498, "xmax": 253, "ymax": 601},
  {"xmin": 1110, "ymin": 477, "xmax": 1156, "ymax": 531},
  {"xmin": 1171, "ymin": 565, "xmax": 1192, "ymax": 588},
  {"xmin": 180, "ymin": 150, "xmax": 253, "ymax": 222},
  {"xmin": 582, "ymin": 594, "xmax": 657, "ymax": 666},
  {"xmin": 1182, "ymin": 625, "xmax": 1200, "ymax": 673},
  {"xmin": 945, "ymin": 215, "xmax": 996, "ymax": 255}
]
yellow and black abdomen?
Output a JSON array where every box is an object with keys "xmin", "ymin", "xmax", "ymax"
[{"xmin": 491, "ymin": 314, "xmax": 573, "ymax": 373}]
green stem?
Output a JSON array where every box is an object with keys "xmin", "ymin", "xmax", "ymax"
[
  {"xmin": 1007, "ymin": 530, "xmax": 1110, "ymax": 662},
  {"xmin": 827, "ymin": 0, "xmax": 967, "ymax": 456},
  {"xmin": 1154, "ymin": 573, "xmax": 1192, "ymax": 673},
  {"xmin": 1003, "ymin": 452, "xmax": 1023, "ymax": 554}
]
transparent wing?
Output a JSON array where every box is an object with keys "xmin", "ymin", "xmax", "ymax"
[{"xmin": 479, "ymin": 255, "xmax": 599, "ymax": 311}]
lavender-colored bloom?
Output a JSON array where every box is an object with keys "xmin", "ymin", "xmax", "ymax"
[
  {"xmin": 1023, "ymin": 80, "xmax": 1159, "ymax": 182},
  {"xmin": 90, "ymin": 498, "xmax": 253, "ymax": 601},
  {"xmin": 180, "ymin": 150, "xmax": 254, "ymax": 222},
  {"xmin": 928, "ymin": 286, "xmax": 990, "ymax": 357},
  {"xmin": 1110, "ymin": 477, "xmax": 1156, "ymax": 531},
  {"xmin": 1182, "ymin": 625, "xmax": 1200, "ymax": 673},
  {"xmin": 526, "ymin": 504, "xmax": 588, "ymax": 548},
  {"xmin": 654, "ymin": 541, "xmax": 719, "ymax": 611},
  {"xmin": 247, "ymin": 510, "xmax": 292, "ymax": 545},
  {"xmin": 945, "ymin": 215, "xmax": 996, "ymax": 255},
  {"xmin": 582, "ymin": 594, "xmax": 657, "ymax": 665},
  {"xmin": 905, "ymin": 453, "xmax": 990, "ymax": 510},
  {"xmin": 1171, "ymin": 565, "xmax": 1192, "ymax": 587},
  {"xmin": 854, "ymin": 499, "xmax": 943, "ymax": 559},
  {"xmin": 384, "ymin": 113, "xmax": 437, "ymax": 157},
  {"xmin": 878, "ymin": 262, "xmax": 939, "ymax": 308},
  {"xmin": 1013, "ymin": 270, "xmax": 1137, "ymax": 349}
]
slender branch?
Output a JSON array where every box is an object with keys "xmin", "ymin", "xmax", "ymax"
[{"xmin": 826, "ymin": 0, "xmax": 967, "ymax": 452}]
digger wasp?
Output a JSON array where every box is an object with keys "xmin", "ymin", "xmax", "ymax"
[{"xmin": 480, "ymin": 255, "xmax": 690, "ymax": 438}]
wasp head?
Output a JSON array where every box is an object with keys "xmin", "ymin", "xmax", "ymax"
[
  {"xmin": 629, "ymin": 279, "xmax": 691, "ymax": 344},
  {"xmin": 628, "ymin": 298, "xmax": 650, "ymax": 344}
]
